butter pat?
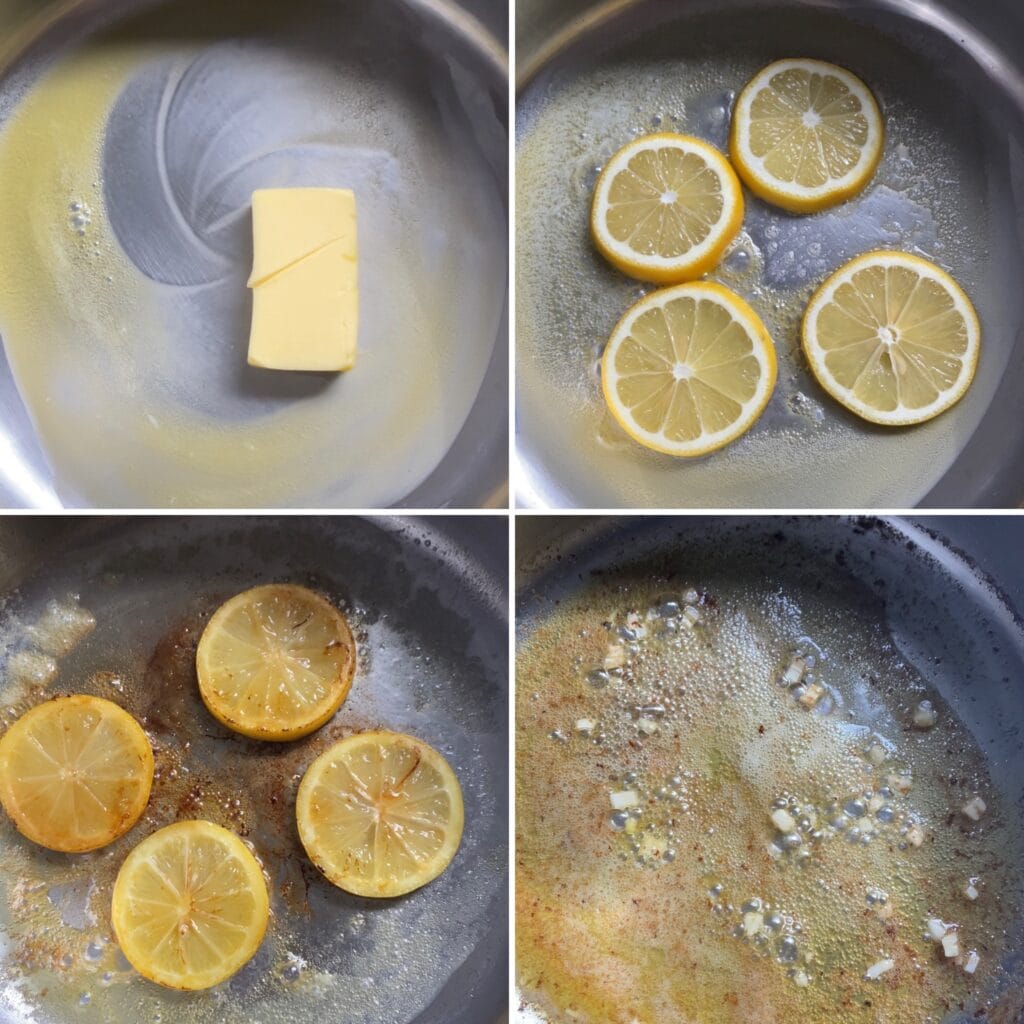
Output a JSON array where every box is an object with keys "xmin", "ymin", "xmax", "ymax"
[{"xmin": 247, "ymin": 188, "xmax": 358, "ymax": 371}]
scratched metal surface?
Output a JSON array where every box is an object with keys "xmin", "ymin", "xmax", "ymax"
[{"xmin": 0, "ymin": 515, "xmax": 508, "ymax": 1024}]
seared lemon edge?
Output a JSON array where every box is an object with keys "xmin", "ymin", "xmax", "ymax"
[
  {"xmin": 601, "ymin": 280, "xmax": 778, "ymax": 457},
  {"xmin": 591, "ymin": 133, "xmax": 744, "ymax": 283},
  {"xmin": 296, "ymin": 730, "xmax": 465, "ymax": 899},
  {"xmin": 801, "ymin": 250, "xmax": 980, "ymax": 425},
  {"xmin": 729, "ymin": 58, "xmax": 884, "ymax": 214}
]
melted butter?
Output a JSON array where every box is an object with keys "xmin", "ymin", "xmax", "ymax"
[
  {"xmin": 517, "ymin": 573, "xmax": 1022, "ymax": 1024},
  {"xmin": 0, "ymin": 1, "xmax": 505, "ymax": 507}
]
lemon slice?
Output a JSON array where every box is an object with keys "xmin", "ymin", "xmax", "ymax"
[
  {"xmin": 0, "ymin": 695, "xmax": 153, "ymax": 853},
  {"xmin": 196, "ymin": 584, "xmax": 356, "ymax": 742},
  {"xmin": 591, "ymin": 133, "xmax": 744, "ymax": 283},
  {"xmin": 296, "ymin": 730, "xmax": 464, "ymax": 898},
  {"xmin": 111, "ymin": 820, "xmax": 269, "ymax": 991},
  {"xmin": 601, "ymin": 281, "xmax": 777, "ymax": 456},
  {"xmin": 802, "ymin": 250, "xmax": 980, "ymax": 425},
  {"xmin": 730, "ymin": 59, "xmax": 884, "ymax": 213}
]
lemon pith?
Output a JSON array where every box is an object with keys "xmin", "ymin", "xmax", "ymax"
[
  {"xmin": 0, "ymin": 695, "xmax": 153, "ymax": 853},
  {"xmin": 296, "ymin": 730, "xmax": 465, "ymax": 899},
  {"xmin": 730, "ymin": 58, "xmax": 884, "ymax": 213},
  {"xmin": 196, "ymin": 584, "xmax": 356, "ymax": 742},
  {"xmin": 801, "ymin": 250, "xmax": 980, "ymax": 425},
  {"xmin": 111, "ymin": 819, "xmax": 269, "ymax": 991},
  {"xmin": 591, "ymin": 133, "xmax": 744, "ymax": 283},
  {"xmin": 601, "ymin": 281, "xmax": 777, "ymax": 456}
]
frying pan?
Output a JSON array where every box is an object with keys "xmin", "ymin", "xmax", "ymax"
[
  {"xmin": 0, "ymin": 0, "xmax": 508, "ymax": 509},
  {"xmin": 0, "ymin": 515, "xmax": 508, "ymax": 1023},
  {"xmin": 515, "ymin": 514, "xmax": 1024, "ymax": 1022},
  {"xmin": 515, "ymin": 0, "xmax": 1024, "ymax": 508}
]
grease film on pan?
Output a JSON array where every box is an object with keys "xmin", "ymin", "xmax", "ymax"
[
  {"xmin": 516, "ymin": 516, "xmax": 1024, "ymax": 1024},
  {"xmin": 515, "ymin": 0, "xmax": 1024, "ymax": 508},
  {"xmin": 0, "ymin": 516, "xmax": 508, "ymax": 1024},
  {"xmin": 0, "ymin": 0, "xmax": 507, "ymax": 508}
]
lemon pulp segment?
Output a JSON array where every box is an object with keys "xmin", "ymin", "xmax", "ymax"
[
  {"xmin": 730, "ymin": 59, "xmax": 883, "ymax": 213},
  {"xmin": 296, "ymin": 730, "xmax": 464, "ymax": 898},
  {"xmin": 0, "ymin": 695, "xmax": 153, "ymax": 853},
  {"xmin": 802, "ymin": 251, "xmax": 979, "ymax": 425},
  {"xmin": 601, "ymin": 281, "xmax": 777, "ymax": 456},
  {"xmin": 111, "ymin": 819, "xmax": 269, "ymax": 991},
  {"xmin": 591, "ymin": 133, "xmax": 744, "ymax": 283},
  {"xmin": 196, "ymin": 584, "xmax": 356, "ymax": 742}
]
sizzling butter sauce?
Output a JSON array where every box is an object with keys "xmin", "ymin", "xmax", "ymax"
[{"xmin": 517, "ymin": 569, "xmax": 1022, "ymax": 1024}]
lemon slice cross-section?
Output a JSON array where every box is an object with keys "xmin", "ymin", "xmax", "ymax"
[
  {"xmin": 0, "ymin": 694, "xmax": 153, "ymax": 853},
  {"xmin": 196, "ymin": 584, "xmax": 356, "ymax": 742},
  {"xmin": 296, "ymin": 731, "xmax": 465, "ymax": 898},
  {"xmin": 802, "ymin": 250, "xmax": 980, "ymax": 425},
  {"xmin": 601, "ymin": 281, "xmax": 777, "ymax": 456},
  {"xmin": 591, "ymin": 133, "xmax": 744, "ymax": 283},
  {"xmin": 730, "ymin": 58, "xmax": 884, "ymax": 213},
  {"xmin": 111, "ymin": 820, "xmax": 270, "ymax": 991}
]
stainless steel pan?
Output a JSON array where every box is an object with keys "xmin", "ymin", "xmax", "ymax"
[
  {"xmin": 516, "ymin": 0, "xmax": 1024, "ymax": 508},
  {"xmin": 0, "ymin": 515, "xmax": 508, "ymax": 1024},
  {"xmin": 516, "ymin": 514, "xmax": 1024, "ymax": 1022}
]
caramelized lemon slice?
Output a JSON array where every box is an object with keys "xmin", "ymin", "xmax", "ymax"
[
  {"xmin": 601, "ymin": 281, "xmax": 777, "ymax": 456},
  {"xmin": 196, "ymin": 584, "xmax": 356, "ymax": 742},
  {"xmin": 296, "ymin": 731, "xmax": 464, "ymax": 898},
  {"xmin": 730, "ymin": 59, "xmax": 883, "ymax": 213},
  {"xmin": 591, "ymin": 133, "xmax": 744, "ymax": 283},
  {"xmin": 111, "ymin": 820, "xmax": 269, "ymax": 991},
  {"xmin": 0, "ymin": 695, "xmax": 153, "ymax": 852},
  {"xmin": 802, "ymin": 251, "xmax": 980, "ymax": 425}
]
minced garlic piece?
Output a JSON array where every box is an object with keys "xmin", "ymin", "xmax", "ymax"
[
  {"xmin": 962, "ymin": 796, "xmax": 986, "ymax": 821},
  {"xmin": 798, "ymin": 683, "xmax": 825, "ymax": 709},
  {"xmin": 906, "ymin": 824, "xmax": 925, "ymax": 847},
  {"xmin": 926, "ymin": 918, "xmax": 947, "ymax": 942},
  {"xmin": 604, "ymin": 645, "xmax": 627, "ymax": 670},
  {"xmin": 964, "ymin": 880, "xmax": 979, "ymax": 901},
  {"xmin": 637, "ymin": 717, "xmax": 659, "ymax": 736},
  {"xmin": 793, "ymin": 970, "xmax": 810, "ymax": 987},
  {"xmin": 865, "ymin": 742, "xmax": 887, "ymax": 765},
  {"xmin": 575, "ymin": 719, "xmax": 595, "ymax": 734},
  {"xmin": 771, "ymin": 808, "xmax": 797, "ymax": 833},
  {"xmin": 912, "ymin": 700, "xmax": 938, "ymax": 729},
  {"xmin": 781, "ymin": 659, "xmax": 805, "ymax": 687},
  {"xmin": 864, "ymin": 958, "xmax": 894, "ymax": 980},
  {"xmin": 964, "ymin": 950, "xmax": 980, "ymax": 974},
  {"xmin": 941, "ymin": 931, "xmax": 960, "ymax": 958},
  {"xmin": 610, "ymin": 789, "xmax": 639, "ymax": 810},
  {"xmin": 888, "ymin": 773, "xmax": 913, "ymax": 795},
  {"xmin": 742, "ymin": 911, "xmax": 764, "ymax": 936}
]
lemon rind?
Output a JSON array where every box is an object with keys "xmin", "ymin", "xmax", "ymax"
[
  {"xmin": 601, "ymin": 281, "xmax": 778, "ymax": 457},
  {"xmin": 801, "ymin": 250, "xmax": 980, "ymax": 426}
]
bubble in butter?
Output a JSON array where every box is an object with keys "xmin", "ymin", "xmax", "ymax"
[{"xmin": 0, "ymin": 2, "xmax": 506, "ymax": 507}]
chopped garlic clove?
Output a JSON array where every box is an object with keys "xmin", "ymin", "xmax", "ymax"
[
  {"xmin": 604, "ymin": 645, "xmax": 627, "ymax": 671},
  {"xmin": 575, "ymin": 719, "xmax": 595, "ymax": 735},
  {"xmin": 865, "ymin": 958, "xmax": 895, "ymax": 980},
  {"xmin": 866, "ymin": 742, "xmax": 887, "ymax": 765},
  {"xmin": 912, "ymin": 700, "xmax": 938, "ymax": 729},
  {"xmin": 770, "ymin": 808, "xmax": 797, "ymax": 833},
  {"xmin": 781, "ymin": 659, "xmax": 806, "ymax": 687},
  {"xmin": 941, "ymin": 931, "xmax": 960, "ymax": 958},
  {"xmin": 624, "ymin": 817, "xmax": 638, "ymax": 834},
  {"xmin": 905, "ymin": 824, "xmax": 926, "ymax": 847},
  {"xmin": 964, "ymin": 879, "xmax": 979, "ymax": 901},
  {"xmin": 798, "ymin": 683, "xmax": 825, "ymax": 709},
  {"xmin": 637, "ymin": 717, "xmax": 659, "ymax": 736},
  {"xmin": 964, "ymin": 950, "xmax": 980, "ymax": 974},
  {"xmin": 888, "ymin": 773, "xmax": 913, "ymax": 795},
  {"xmin": 962, "ymin": 796, "xmax": 987, "ymax": 821},
  {"xmin": 793, "ymin": 970, "xmax": 810, "ymax": 987},
  {"xmin": 867, "ymin": 794, "xmax": 885, "ymax": 813},
  {"xmin": 926, "ymin": 918, "xmax": 947, "ymax": 942},
  {"xmin": 742, "ymin": 911, "xmax": 764, "ymax": 936},
  {"xmin": 610, "ymin": 789, "xmax": 639, "ymax": 810},
  {"xmin": 683, "ymin": 605, "xmax": 701, "ymax": 625}
]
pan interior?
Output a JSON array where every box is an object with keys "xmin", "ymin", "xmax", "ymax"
[
  {"xmin": 516, "ymin": 517, "xmax": 1024, "ymax": 1023},
  {"xmin": 0, "ymin": 0, "xmax": 507, "ymax": 508},
  {"xmin": 516, "ymin": 0, "xmax": 1024, "ymax": 508},
  {"xmin": 0, "ymin": 516, "xmax": 508, "ymax": 1024}
]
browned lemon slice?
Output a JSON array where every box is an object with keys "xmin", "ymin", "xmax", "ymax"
[
  {"xmin": 196, "ymin": 584, "xmax": 355, "ymax": 742},
  {"xmin": 0, "ymin": 694, "xmax": 153, "ymax": 852}
]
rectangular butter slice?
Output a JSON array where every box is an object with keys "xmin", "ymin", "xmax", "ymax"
[
  {"xmin": 248, "ymin": 239, "xmax": 358, "ymax": 372},
  {"xmin": 247, "ymin": 187, "xmax": 357, "ymax": 287},
  {"xmin": 247, "ymin": 188, "xmax": 358, "ymax": 371}
]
